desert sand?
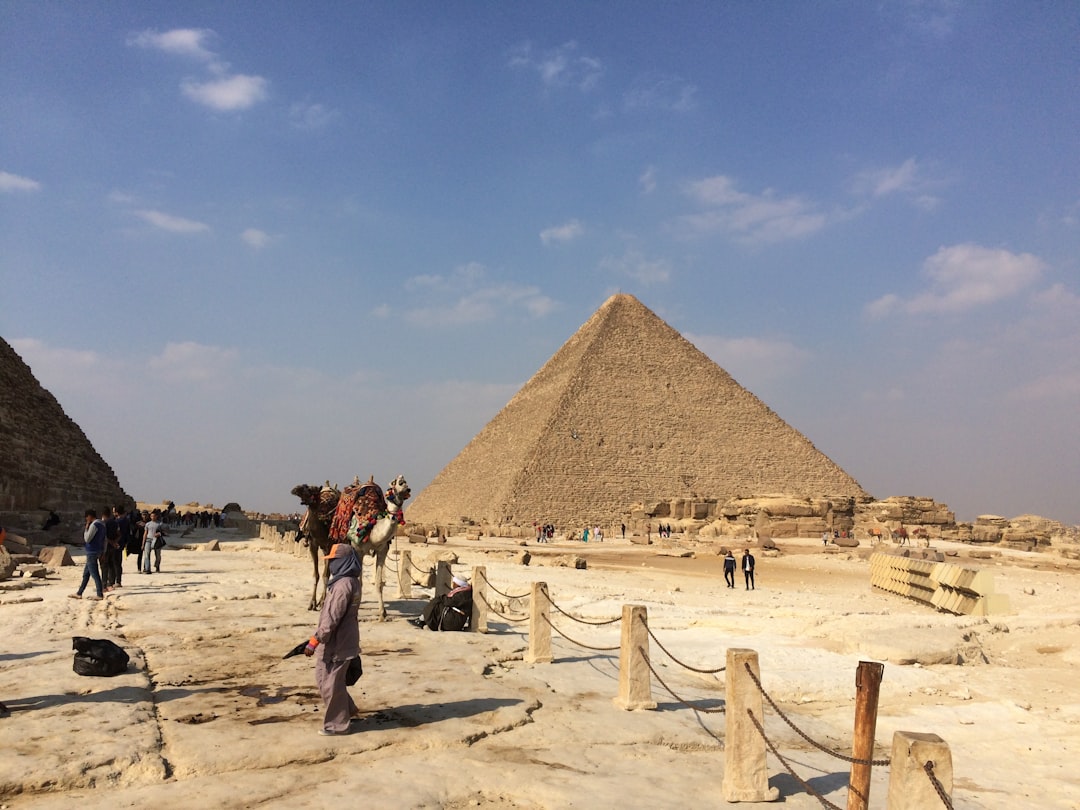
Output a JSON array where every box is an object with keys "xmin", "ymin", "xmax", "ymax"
[{"xmin": 1, "ymin": 527, "xmax": 1079, "ymax": 809}]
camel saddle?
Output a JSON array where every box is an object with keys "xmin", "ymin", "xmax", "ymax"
[{"xmin": 329, "ymin": 476, "xmax": 386, "ymax": 543}]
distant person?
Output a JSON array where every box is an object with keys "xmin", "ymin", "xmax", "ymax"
[
  {"xmin": 304, "ymin": 543, "xmax": 362, "ymax": 736},
  {"xmin": 126, "ymin": 507, "xmax": 144, "ymax": 565},
  {"xmin": 409, "ymin": 575, "xmax": 473, "ymax": 631},
  {"xmin": 723, "ymin": 550, "xmax": 736, "ymax": 589},
  {"xmin": 101, "ymin": 507, "xmax": 122, "ymax": 591},
  {"xmin": 742, "ymin": 547, "xmax": 756, "ymax": 591},
  {"xmin": 71, "ymin": 509, "xmax": 106, "ymax": 600},
  {"xmin": 621, "ymin": 523, "xmax": 626, "ymax": 540},
  {"xmin": 0, "ymin": 528, "xmax": 8, "ymax": 715},
  {"xmin": 582, "ymin": 527, "xmax": 589, "ymax": 543},
  {"xmin": 41, "ymin": 511, "xmax": 60, "ymax": 531},
  {"xmin": 141, "ymin": 509, "xmax": 166, "ymax": 574}
]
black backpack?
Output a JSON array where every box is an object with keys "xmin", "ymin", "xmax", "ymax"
[{"xmin": 72, "ymin": 636, "xmax": 130, "ymax": 677}]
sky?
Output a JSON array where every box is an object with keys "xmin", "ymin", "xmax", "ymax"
[{"xmin": 2, "ymin": 2, "xmax": 1078, "ymax": 525}]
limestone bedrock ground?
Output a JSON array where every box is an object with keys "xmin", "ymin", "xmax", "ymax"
[{"xmin": 1, "ymin": 528, "xmax": 1078, "ymax": 809}]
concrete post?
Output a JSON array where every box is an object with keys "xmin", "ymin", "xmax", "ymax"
[
  {"xmin": 435, "ymin": 560, "xmax": 452, "ymax": 598},
  {"xmin": 397, "ymin": 550, "xmax": 412, "ymax": 598},
  {"xmin": 472, "ymin": 565, "xmax": 488, "ymax": 633},
  {"xmin": 886, "ymin": 732, "xmax": 952, "ymax": 810},
  {"xmin": 525, "ymin": 581, "xmax": 552, "ymax": 664},
  {"xmin": 613, "ymin": 604, "xmax": 656, "ymax": 711},
  {"xmin": 723, "ymin": 648, "xmax": 780, "ymax": 803}
]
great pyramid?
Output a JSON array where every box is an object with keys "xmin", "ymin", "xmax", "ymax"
[
  {"xmin": 408, "ymin": 294, "xmax": 867, "ymax": 529},
  {"xmin": 0, "ymin": 337, "xmax": 129, "ymax": 519}
]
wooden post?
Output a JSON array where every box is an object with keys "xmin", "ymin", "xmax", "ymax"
[
  {"xmin": 847, "ymin": 660, "xmax": 885, "ymax": 810},
  {"xmin": 886, "ymin": 732, "xmax": 952, "ymax": 810},
  {"xmin": 434, "ymin": 560, "xmax": 452, "ymax": 598},
  {"xmin": 613, "ymin": 604, "xmax": 656, "ymax": 710},
  {"xmin": 525, "ymin": 581, "xmax": 552, "ymax": 663},
  {"xmin": 723, "ymin": 648, "xmax": 780, "ymax": 803},
  {"xmin": 397, "ymin": 549, "xmax": 412, "ymax": 598},
  {"xmin": 471, "ymin": 565, "xmax": 488, "ymax": 633}
]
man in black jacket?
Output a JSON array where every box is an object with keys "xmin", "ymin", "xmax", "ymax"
[
  {"xmin": 410, "ymin": 576, "xmax": 473, "ymax": 631},
  {"xmin": 742, "ymin": 548, "xmax": 756, "ymax": 590}
]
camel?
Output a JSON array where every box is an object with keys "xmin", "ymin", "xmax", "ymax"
[{"xmin": 291, "ymin": 475, "xmax": 411, "ymax": 620}]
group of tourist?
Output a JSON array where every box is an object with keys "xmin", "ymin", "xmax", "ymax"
[
  {"xmin": 70, "ymin": 505, "xmax": 169, "ymax": 600},
  {"xmin": 722, "ymin": 547, "xmax": 756, "ymax": 590}
]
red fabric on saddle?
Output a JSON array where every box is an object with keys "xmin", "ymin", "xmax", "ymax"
[{"xmin": 328, "ymin": 479, "xmax": 386, "ymax": 542}]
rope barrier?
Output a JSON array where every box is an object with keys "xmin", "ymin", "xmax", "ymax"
[
  {"xmin": 475, "ymin": 592, "xmax": 530, "ymax": 624},
  {"xmin": 637, "ymin": 615, "xmax": 726, "ymax": 674},
  {"xmin": 923, "ymin": 761, "xmax": 954, "ymax": 809},
  {"xmin": 548, "ymin": 597, "xmax": 622, "ymax": 626},
  {"xmin": 540, "ymin": 614, "xmax": 621, "ymax": 652},
  {"xmin": 638, "ymin": 646, "xmax": 725, "ymax": 714},
  {"xmin": 743, "ymin": 663, "xmax": 890, "ymax": 767},
  {"xmin": 747, "ymin": 708, "xmax": 842, "ymax": 810},
  {"xmin": 476, "ymin": 570, "xmax": 531, "ymax": 601}
]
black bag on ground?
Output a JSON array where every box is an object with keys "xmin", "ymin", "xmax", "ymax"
[
  {"xmin": 72, "ymin": 636, "xmax": 130, "ymax": 677},
  {"xmin": 345, "ymin": 656, "xmax": 363, "ymax": 685}
]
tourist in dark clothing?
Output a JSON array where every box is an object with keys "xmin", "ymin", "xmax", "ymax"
[
  {"xmin": 742, "ymin": 548, "xmax": 756, "ymax": 591},
  {"xmin": 410, "ymin": 576, "xmax": 473, "ymax": 631},
  {"xmin": 71, "ymin": 509, "xmax": 105, "ymax": 600},
  {"xmin": 723, "ymin": 550, "xmax": 736, "ymax": 588}
]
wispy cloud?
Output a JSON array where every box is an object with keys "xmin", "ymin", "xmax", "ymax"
[
  {"xmin": 852, "ymin": 157, "xmax": 943, "ymax": 210},
  {"xmin": 134, "ymin": 209, "xmax": 211, "ymax": 234},
  {"xmin": 865, "ymin": 243, "xmax": 1044, "ymax": 318},
  {"xmin": 0, "ymin": 170, "xmax": 41, "ymax": 192},
  {"xmin": 623, "ymin": 73, "xmax": 698, "ymax": 113},
  {"xmin": 181, "ymin": 74, "xmax": 268, "ymax": 111},
  {"xmin": 598, "ymin": 249, "xmax": 671, "ymax": 285},
  {"xmin": 399, "ymin": 263, "xmax": 555, "ymax": 326},
  {"xmin": 678, "ymin": 174, "xmax": 829, "ymax": 243},
  {"xmin": 130, "ymin": 28, "xmax": 269, "ymax": 112},
  {"xmin": 508, "ymin": 41, "xmax": 603, "ymax": 92},
  {"xmin": 240, "ymin": 228, "xmax": 270, "ymax": 249},
  {"xmin": 148, "ymin": 341, "xmax": 239, "ymax": 384},
  {"xmin": 289, "ymin": 101, "xmax": 338, "ymax": 130},
  {"xmin": 687, "ymin": 333, "xmax": 812, "ymax": 389},
  {"xmin": 639, "ymin": 166, "xmax": 657, "ymax": 195},
  {"xmin": 540, "ymin": 219, "xmax": 584, "ymax": 245}
]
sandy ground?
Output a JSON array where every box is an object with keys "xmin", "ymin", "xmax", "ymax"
[{"xmin": 1, "ymin": 528, "xmax": 1079, "ymax": 810}]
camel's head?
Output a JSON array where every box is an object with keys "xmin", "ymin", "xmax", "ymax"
[
  {"xmin": 290, "ymin": 484, "xmax": 322, "ymax": 507},
  {"xmin": 387, "ymin": 475, "xmax": 411, "ymax": 504}
]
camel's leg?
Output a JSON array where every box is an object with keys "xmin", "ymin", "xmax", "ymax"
[
  {"xmin": 308, "ymin": 538, "xmax": 320, "ymax": 611},
  {"xmin": 374, "ymin": 543, "xmax": 389, "ymax": 621}
]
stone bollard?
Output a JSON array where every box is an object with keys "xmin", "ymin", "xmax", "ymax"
[
  {"xmin": 613, "ymin": 604, "xmax": 656, "ymax": 711},
  {"xmin": 471, "ymin": 565, "xmax": 488, "ymax": 633},
  {"xmin": 723, "ymin": 648, "xmax": 780, "ymax": 803},
  {"xmin": 435, "ymin": 560, "xmax": 452, "ymax": 598},
  {"xmin": 525, "ymin": 582, "xmax": 552, "ymax": 663},
  {"xmin": 886, "ymin": 732, "xmax": 952, "ymax": 810},
  {"xmin": 398, "ymin": 550, "xmax": 413, "ymax": 598}
]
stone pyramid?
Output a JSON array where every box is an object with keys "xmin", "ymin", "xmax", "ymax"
[
  {"xmin": 0, "ymin": 337, "xmax": 129, "ymax": 518},
  {"xmin": 408, "ymin": 294, "xmax": 867, "ymax": 529}
]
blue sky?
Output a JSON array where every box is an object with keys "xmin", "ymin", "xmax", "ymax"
[{"xmin": 2, "ymin": 2, "xmax": 1078, "ymax": 524}]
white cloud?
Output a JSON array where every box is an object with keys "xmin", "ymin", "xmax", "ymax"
[
  {"xmin": 509, "ymin": 41, "xmax": 603, "ymax": 92},
  {"xmin": 147, "ymin": 341, "xmax": 239, "ymax": 384},
  {"xmin": 0, "ymin": 171, "xmax": 41, "ymax": 192},
  {"xmin": 852, "ymin": 157, "xmax": 943, "ymax": 210},
  {"xmin": 540, "ymin": 219, "xmax": 584, "ymax": 245},
  {"xmin": 678, "ymin": 175, "xmax": 829, "ymax": 243},
  {"xmin": 865, "ymin": 243, "xmax": 1044, "ymax": 318},
  {"xmin": 402, "ymin": 263, "xmax": 554, "ymax": 326},
  {"xmin": 623, "ymin": 74, "xmax": 698, "ymax": 113},
  {"xmin": 289, "ymin": 101, "xmax": 338, "ymax": 130},
  {"xmin": 639, "ymin": 166, "xmax": 657, "ymax": 195},
  {"xmin": 241, "ymin": 228, "xmax": 271, "ymax": 249},
  {"xmin": 134, "ymin": 209, "xmax": 211, "ymax": 234},
  {"xmin": 181, "ymin": 74, "xmax": 269, "ymax": 111},
  {"xmin": 598, "ymin": 250, "xmax": 671, "ymax": 285},
  {"xmin": 128, "ymin": 28, "xmax": 219, "ymax": 64}
]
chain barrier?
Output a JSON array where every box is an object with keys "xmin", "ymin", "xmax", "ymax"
[
  {"xmin": 476, "ymin": 570, "xmax": 531, "ymax": 601},
  {"xmin": 743, "ymin": 663, "xmax": 890, "ymax": 767},
  {"xmin": 747, "ymin": 708, "xmax": 842, "ymax": 810},
  {"xmin": 923, "ymin": 761, "xmax": 954, "ymax": 809},
  {"xmin": 475, "ymin": 591, "xmax": 530, "ymax": 624},
  {"xmin": 547, "ymin": 597, "xmax": 622, "ymax": 626},
  {"xmin": 638, "ymin": 646, "xmax": 725, "ymax": 714},
  {"xmin": 637, "ymin": 615, "xmax": 726, "ymax": 675},
  {"xmin": 541, "ymin": 614, "xmax": 621, "ymax": 652}
]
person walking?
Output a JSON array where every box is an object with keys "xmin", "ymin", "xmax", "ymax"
[
  {"xmin": 304, "ymin": 543, "xmax": 362, "ymax": 736},
  {"xmin": 742, "ymin": 547, "xmax": 756, "ymax": 591},
  {"xmin": 723, "ymin": 549, "xmax": 736, "ymax": 588},
  {"xmin": 141, "ymin": 509, "xmax": 166, "ymax": 574},
  {"xmin": 71, "ymin": 509, "xmax": 106, "ymax": 600}
]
